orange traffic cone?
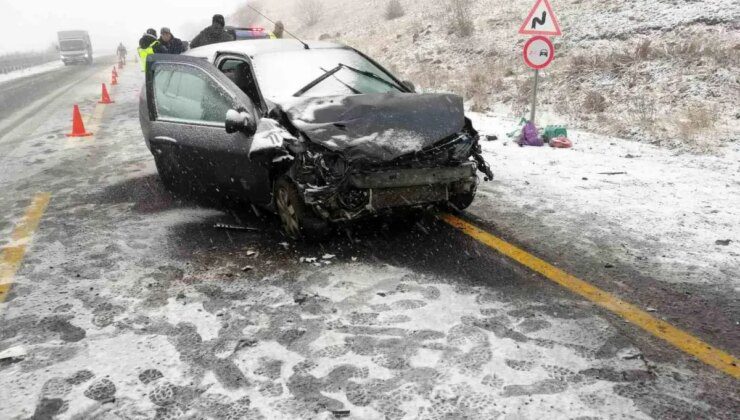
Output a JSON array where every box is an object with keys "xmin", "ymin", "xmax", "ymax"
[
  {"xmin": 112, "ymin": 67, "xmax": 118, "ymax": 77},
  {"xmin": 111, "ymin": 73, "xmax": 118, "ymax": 86},
  {"xmin": 66, "ymin": 105, "xmax": 93, "ymax": 137},
  {"xmin": 99, "ymin": 83, "xmax": 114, "ymax": 104}
]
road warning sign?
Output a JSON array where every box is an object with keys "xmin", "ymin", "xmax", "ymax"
[
  {"xmin": 523, "ymin": 36, "xmax": 555, "ymax": 70},
  {"xmin": 519, "ymin": 0, "xmax": 562, "ymax": 36}
]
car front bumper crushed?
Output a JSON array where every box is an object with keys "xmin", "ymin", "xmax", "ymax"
[{"xmin": 303, "ymin": 162, "xmax": 477, "ymax": 220}]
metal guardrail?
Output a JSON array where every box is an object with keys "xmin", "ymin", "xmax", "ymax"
[{"xmin": 0, "ymin": 52, "xmax": 59, "ymax": 75}]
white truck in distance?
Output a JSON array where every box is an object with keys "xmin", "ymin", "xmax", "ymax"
[{"xmin": 57, "ymin": 30, "xmax": 93, "ymax": 65}]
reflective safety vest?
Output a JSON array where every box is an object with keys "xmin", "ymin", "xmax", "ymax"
[
  {"xmin": 137, "ymin": 40, "xmax": 160, "ymax": 72},
  {"xmin": 269, "ymin": 33, "xmax": 279, "ymax": 39}
]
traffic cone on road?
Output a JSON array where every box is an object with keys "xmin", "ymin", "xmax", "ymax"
[
  {"xmin": 66, "ymin": 105, "xmax": 93, "ymax": 137},
  {"xmin": 112, "ymin": 66, "xmax": 118, "ymax": 78},
  {"xmin": 98, "ymin": 83, "xmax": 114, "ymax": 104},
  {"xmin": 111, "ymin": 73, "xmax": 118, "ymax": 86}
]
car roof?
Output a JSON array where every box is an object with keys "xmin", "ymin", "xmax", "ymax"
[{"xmin": 184, "ymin": 39, "xmax": 350, "ymax": 61}]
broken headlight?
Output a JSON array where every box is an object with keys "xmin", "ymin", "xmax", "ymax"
[
  {"xmin": 449, "ymin": 132, "xmax": 475, "ymax": 162},
  {"xmin": 338, "ymin": 188, "xmax": 369, "ymax": 211}
]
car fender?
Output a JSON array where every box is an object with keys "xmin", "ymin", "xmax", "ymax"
[{"xmin": 248, "ymin": 118, "xmax": 297, "ymax": 161}]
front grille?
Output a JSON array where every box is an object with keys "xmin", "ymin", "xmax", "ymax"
[
  {"xmin": 349, "ymin": 163, "xmax": 476, "ymax": 189},
  {"xmin": 370, "ymin": 184, "xmax": 448, "ymax": 209}
]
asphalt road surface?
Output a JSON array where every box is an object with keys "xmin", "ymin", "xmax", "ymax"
[{"xmin": 0, "ymin": 62, "xmax": 737, "ymax": 419}]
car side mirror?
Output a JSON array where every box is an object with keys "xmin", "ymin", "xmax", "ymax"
[
  {"xmin": 402, "ymin": 80, "xmax": 416, "ymax": 93},
  {"xmin": 225, "ymin": 109, "xmax": 256, "ymax": 135}
]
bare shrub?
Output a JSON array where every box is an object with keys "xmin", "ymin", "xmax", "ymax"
[
  {"xmin": 462, "ymin": 65, "xmax": 504, "ymax": 112},
  {"xmin": 384, "ymin": 0, "xmax": 405, "ymax": 20},
  {"xmin": 411, "ymin": 67, "xmax": 442, "ymax": 91},
  {"xmin": 676, "ymin": 103, "xmax": 718, "ymax": 140},
  {"xmin": 448, "ymin": 0, "xmax": 474, "ymax": 37},
  {"xmin": 630, "ymin": 96, "xmax": 657, "ymax": 130},
  {"xmin": 583, "ymin": 91, "xmax": 607, "ymax": 113},
  {"xmin": 650, "ymin": 31, "xmax": 739, "ymax": 67},
  {"xmin": 635, "ymin": 39, "xmax": 651, "ymax": 60},
  {"xmin": 296, "ymin": 0, "xmax": 323, "ymax": 27}
]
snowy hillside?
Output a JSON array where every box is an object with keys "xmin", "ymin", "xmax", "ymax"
[{"xmin": 232, "ymin": 0, "xmax": 740, "ymax": 152}]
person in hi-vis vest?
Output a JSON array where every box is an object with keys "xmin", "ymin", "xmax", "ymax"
[
  {"xmin": 137, "ymin": 29, "xmax": 166, "ymax": 71},
  {"xmin": 269, "ymin": 21, "xmax": 285, "ymax": 39}
]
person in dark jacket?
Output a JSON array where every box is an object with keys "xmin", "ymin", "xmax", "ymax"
[
  {"xmin": 190, "ymin": 14, "xmax": 234, "ymax": 48},
  {"xmin": 159, "ymin": 27, "xmax": 186, "ymax": 54},
  {"xmin": 138, "ymin": 29, "xmax": 166, "ymax": 71}
]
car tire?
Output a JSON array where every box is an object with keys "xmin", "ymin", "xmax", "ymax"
[
  {"xmin": 153, "ymin": 154, "xmax": 181, "ymax": 194},
  {"xmin": 447, "ymin": 190, "xmax": 476, "ymax": 212},
  {"xmin": 275, "ymin": 177, "xmax": 331, "ymax": 240}
]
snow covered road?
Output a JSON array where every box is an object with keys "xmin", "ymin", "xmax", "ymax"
[{"xmin": 0, "ymin": 62, "xmax": 737, "ymax": 419}]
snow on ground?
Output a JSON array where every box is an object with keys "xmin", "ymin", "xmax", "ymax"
[
  {"xmin": 2, "ymin": 62, "xmax": 734, "ymax": 419},
  {"xmin": 0, "ymin": 60, "xmax": 64, "ymax": 85},
  {"xmin": 468, "ymin": 111, "xmax": 740, "ymax": 291}
]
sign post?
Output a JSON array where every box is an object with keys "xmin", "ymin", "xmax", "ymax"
[
  {"xmin": 522, "ymin": 36, "xmax": 555, "ymax": 125},
  {"xmin": 531, "ymin": 70, "xmax": 539, "ymax": 124},
  {"xmin": 519, "ymin": 0, "xmax": 562, "ymax": 124}
]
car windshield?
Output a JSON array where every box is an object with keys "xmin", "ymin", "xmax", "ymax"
[{"xmin": 251, "ymin": 48, "xmax": 402, "ymax": 101}]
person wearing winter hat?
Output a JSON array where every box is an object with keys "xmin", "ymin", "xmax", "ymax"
[
  {"xmin": 137, "ymin": 28, "xmax": 166, "ymax": 71},
  {"xmin": 159, "ymin": 27, "xmax": 186, "ymax": 54},
  {"xmin": 190, "ymin": 14, "xmax": 234, "ymax": 49}
]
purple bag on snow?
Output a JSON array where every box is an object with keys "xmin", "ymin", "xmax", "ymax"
[{"xmin": 518, "ymin": 122, "xmax": 544, "ymax": 147}]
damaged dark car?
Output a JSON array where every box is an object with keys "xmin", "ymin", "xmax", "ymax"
[{"xmin": 139, "ymin": 39, "xmax": 492, "ymax": 238}]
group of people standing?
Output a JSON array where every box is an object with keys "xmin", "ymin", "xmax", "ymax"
[
  {"xmin": 136, "ymin": 26, "xmax": 186, "ymax": 71},
  {"xmin": 135, "ymin": 14, "xmax": 286, "ymax": 71}
]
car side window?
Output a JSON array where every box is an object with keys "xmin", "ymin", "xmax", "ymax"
[
  {"xmin": 218, "ymin": 58, "xmax": 264, "ymax": 112},
  {"xmin": 153, "ymin": 64, "xmax": 234, "ymax": 125}
]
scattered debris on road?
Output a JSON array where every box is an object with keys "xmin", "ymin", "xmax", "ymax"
[
  {"xmin": 214, "ymin": 223, "xmax": 260, "ymax": 232},
  {"xmin": 715, "ymin": 239, "xmax": 731, "ymax": 246}
]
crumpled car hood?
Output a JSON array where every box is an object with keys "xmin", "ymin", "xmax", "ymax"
[{"xmin": 278, "ymin": 93, "xmax": 465, "ymax": 163}]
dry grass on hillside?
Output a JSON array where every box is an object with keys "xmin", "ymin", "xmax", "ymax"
[{"xmin": 232, "ymin": 0, "xmax": 740, "ymax": 151}]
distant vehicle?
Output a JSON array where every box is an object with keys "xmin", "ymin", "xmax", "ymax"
[
  {"xmin": 139, "ymin": 40, "xmax": 492, "ymax": 239},
  {"xmin": 57, "ymin": 30, "xmax": 93, "ymax": 65},
  {"xmin": 225, "ymin": 26, "xmax": 270, "ymax": 41}
]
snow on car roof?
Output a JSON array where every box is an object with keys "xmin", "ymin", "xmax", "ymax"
[{"xmin": 184, "ymin": 39, "xmax": 349, "ymax": 62}]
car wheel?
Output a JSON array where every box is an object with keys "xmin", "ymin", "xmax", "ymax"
[
  {"xmin": 275, "ymin": 177, "xmax": 330, "ymax": 240},
  {"xmin": 153, "ymin": 154, "xmax": 180, "ymax": 193},
  {"xmin": 447, "ymin": 190, "xmax": 476, "ymax": 212}
]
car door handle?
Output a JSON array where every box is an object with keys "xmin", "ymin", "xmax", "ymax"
[{"xmin": 154, "ymin": 136, "xmax": 178, "ymax": 144}]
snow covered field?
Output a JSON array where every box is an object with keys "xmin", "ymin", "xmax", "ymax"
[
  {"xmin": 469, "ymin": 112, "xmax": 740, "ymax": 292},
  {"xmin": 0, "ymin": 60, "xmax": 64, "ymax": 85}
]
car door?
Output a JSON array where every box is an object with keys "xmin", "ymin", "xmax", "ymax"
[{"xmin": 145, "ymin": 54, "xmax": 271, "ymax": 205}]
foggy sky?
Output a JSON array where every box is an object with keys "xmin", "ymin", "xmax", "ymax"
[{"xmin": 0, "ymin": 0, "xmax": 246, "ymax": 54}]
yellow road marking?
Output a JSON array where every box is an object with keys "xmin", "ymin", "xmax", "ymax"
[
  {"xmin": 441, "ymin": 213, "xmax": 740, "ymax": 379},
  {"xmin": 0, "ymin": 193, "xmax": 51, "ymax": 303}
]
